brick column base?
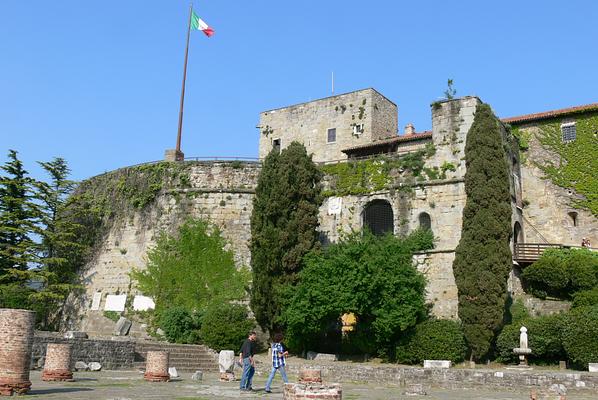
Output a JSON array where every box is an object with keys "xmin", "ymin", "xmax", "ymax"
[{"xmin": 0, "ymin": 378, "xmax": 31, "ymax": 396}]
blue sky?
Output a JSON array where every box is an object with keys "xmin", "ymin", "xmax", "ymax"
[{"xmin": 1, "ymin": 1, "xmax": 597, "ymax": 181}]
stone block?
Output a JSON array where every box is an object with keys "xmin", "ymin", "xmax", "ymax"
[
  {"xmin": 64, "ymin": 331, "xmax": 88, "ymax": 339},
  {"xmin": 168, "ymin": 367, "xmax": 178, "ymax": 378},
  {"xmin": 88, "ymin": 362, "xmax": 102, "ymax": 371},
  {"xmin": 218, "ymin": 350, "xmax": 235, "ymax": 373},
  {"xmin": 113, "ymin": 317, "xmax": 132, "ymax": 336},
  {"xmin": 423, "ymin": 360, "xmax": 451, "ymax": 369},
  {"xmin": 191, "ymin": 370, "xmax": 203, "ymax": 381},
  {"xmin": 74, "ymin": 361, "xmax": 89, "ymax": 371},
  {"xmin": 589, "ymin": 363, "xmax": 598, "ymax": 372},
  {"xmin": 306, "ymin": 351, "xmax": 337, "ymax": 361}
]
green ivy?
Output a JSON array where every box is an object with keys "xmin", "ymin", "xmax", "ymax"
[
  {"xmin": 320, "ymin": 144, "xmax": 436, "ymax": 197},
  {"xmin": 518, "ymin": 113, "xmax": 598, "ymax": 215}
]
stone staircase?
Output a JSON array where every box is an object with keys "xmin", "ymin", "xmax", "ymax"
[{"xmin": 134, "ymin": 341, "xmax": 219, "ymax": 373}]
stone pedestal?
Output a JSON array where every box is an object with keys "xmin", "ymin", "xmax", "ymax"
[
  {"xmin": 42, "ymin": 344, "xmax": 73, "ymax": 381},
  {"xmin": 143, "ymin": 351, "xmax": 170, "ymax": 382},
  {"xmin": 218, "ymin": 350, "xmax": 235, "ymax": 381},
  {"xmin": 0, "ymin": 308, "xmax": 35, "ymax": 396},
  {"xmin": 164, "ymin": 149, "xmax": 184, "ymax": 162},
  {"xmin": 299, "ymin": 369, "xmax": 322, "ymax": 383}
]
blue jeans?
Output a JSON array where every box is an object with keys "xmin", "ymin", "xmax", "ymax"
[
  {"xmin": 239, "ymin": 357, "xmax": 255, "ymax": 390},
  {"xmin": 265, "ymin": 365, "xmax": 288, "ymax": 391}
]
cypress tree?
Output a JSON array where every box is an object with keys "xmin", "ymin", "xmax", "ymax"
[
  {"xmin": 452, "ymin": 103, "xmax": 512, "ymax": 360},
  {"xmin": 250, "ymin": 142, "xmax": 322, "ymax": 331}
]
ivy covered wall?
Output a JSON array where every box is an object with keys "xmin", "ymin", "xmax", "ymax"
[{"xmin": 516, "ymin": 113, "xmax": 597, "ymax": 216}]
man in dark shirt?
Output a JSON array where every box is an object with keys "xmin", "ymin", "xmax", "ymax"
[{"xmin": 239, "ymin": 331, "xmax": 257, "ymax": 391}]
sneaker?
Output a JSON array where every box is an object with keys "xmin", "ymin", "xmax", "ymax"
[{"xmin": 265, "ymin": 389, "xmax": 272, "ymax": 393}]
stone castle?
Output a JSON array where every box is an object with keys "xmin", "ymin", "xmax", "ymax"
[{"xmin": 70, "ymin": 88, "xmax": 598, "ymax": 336}]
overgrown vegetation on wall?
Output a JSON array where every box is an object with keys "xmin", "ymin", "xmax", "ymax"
[
  {"xmin": 281, "ymin": 230, "xmax": 433, "ymax": 358},
  {"xmin": 452, "ymin": 104, "xmax": 512, "ymax": 361},
  {"xmin": 320, "ymin": 143, "xmax": 437, "ymax": 197},
  {"xmin": 514, "ymin": 113, "xmax": 598, "ymax": 215},
  {"xmin": 250, "ymin": 142, "xmax": 322, "ymax": 332}
]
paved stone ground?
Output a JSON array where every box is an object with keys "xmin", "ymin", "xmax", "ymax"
[{"xmin": 23, "ymin": 371, "xmax": 597, "ymax": 400}]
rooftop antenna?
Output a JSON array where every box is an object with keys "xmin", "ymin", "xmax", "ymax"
[{"xmin": 331, "ymin": 71, "xmax": 335, "ymax": 95}]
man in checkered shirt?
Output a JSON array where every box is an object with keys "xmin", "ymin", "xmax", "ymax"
[{"xmin": 264, "ymin": 333, "xmax": 289, "ymax": 393}]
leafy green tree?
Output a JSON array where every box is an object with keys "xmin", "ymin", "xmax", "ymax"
[
  {"xmin": 132, "ymin": 219, "xmax": 249, "ymax": 317},
  {"xmin": 0, "ymin": 150, "xmax": 40, "ymax": 276},
  {"xmin": 250, "ymin": 142, "xmax": 322, "ymax": 332},
  {"xmin": 452, "ymin": 103, "xmax": 512, "ymax": 360},
  {"xmin": 281, "ymin": 230, "xmax": 432, "ymax": 357},
  {"xmin": 199, "ymin": 303, "xmax": 255, "ymax": 351}
]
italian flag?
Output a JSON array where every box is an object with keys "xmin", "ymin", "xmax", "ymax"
[{"xmin": 191, "ymin": 11, "xmax": 214, "ymax": 37}]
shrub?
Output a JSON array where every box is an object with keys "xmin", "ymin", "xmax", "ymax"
[
  {"xmin": 199, "ymin": 303, "xmax": 255, "ymax": 351},
  {"xmin": 395, "ymin": 319, "xmax": 466, "ymax": 364},
  {"xmin": 562, "ymin": 305, "xmax": 598, "ymax": 370},
  {"xmin": 522, "ymin": 248, "xmax": 598, "ymax": 300},
  {"xmin": 572, "ymin": 288, "xmax": 598, "ymax": 308},
  {"xmin": 495, "ymin": 314, "xmax": 566, "ymax": 364},
  {"xmin": 160, "ymin": 306, "xmax": 197, "ymax": 344}
]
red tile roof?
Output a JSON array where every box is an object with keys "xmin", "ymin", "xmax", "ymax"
[
  {"xmin": 343, "ymin": 131, "xmax": 432, "ymax": 153},
  {"xmin": 502, "ymin": 103, "xmax": 598, "ymax": 124}
]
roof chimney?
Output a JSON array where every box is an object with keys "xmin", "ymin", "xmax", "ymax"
[{"xmin": 404, "ymin": 123, "xmax": 415, "ymax": 135}]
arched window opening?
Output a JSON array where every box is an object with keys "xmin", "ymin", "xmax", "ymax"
[
  {"xmin": 513, "ymin": 221, "xmax": 522, "ymax": 244},
  {"xmin": 419, "ymin": 212, "xmax": 432, "ymax": 231},
  {"xmin": 363, "ymin": 200, "xmax": 394, "ymax": 236},
  {"xmin": 568, "ymin": 211, "xmax": 578, "ymax": 227}
]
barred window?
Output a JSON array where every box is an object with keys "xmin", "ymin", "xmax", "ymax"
[
  {"xmin": 363, "ymin": 200, "xmax": 394, "ymax": 236},
  {"xmin": 561, "ymin": 122, "xmax": 576, "ymax": 142},
  {"xmin": 327, "ymin": 128, "xmax": 336, "ymax": 143}
]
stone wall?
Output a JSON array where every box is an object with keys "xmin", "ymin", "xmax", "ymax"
[
  {"xmin": 32, "ymin": 332, "xmax": 135, "ymax": 370},
  {"xmin": 258, "ymin": 88, "xmax": 398, "ymax": 162},
  {"xmin": 518, "ymin": 125, "xmax": 597, "ymax": 245},
  {"xmin": 273, "ymin": 361, "xmax": 598, "ymax": 391},
  {"xmin": 72, "ymin": 161, "xmax": 260, "ymax": 335}
]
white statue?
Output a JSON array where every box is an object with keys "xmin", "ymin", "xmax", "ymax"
[{"xmin": 519, "ymin": 326, "xmax": 528, "ymax": 350}]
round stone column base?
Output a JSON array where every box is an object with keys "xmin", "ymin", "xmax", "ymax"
[
  {"xmin": 42, "ymin": 370, "xmax": 74, "ymax": 382},
  {"xmin": 0, "ymin": 378, "xmax": 32, "ymax": 396},
  {"xmin": 144, "ymin": 372, "xmax": 170, "ymax": 382}
]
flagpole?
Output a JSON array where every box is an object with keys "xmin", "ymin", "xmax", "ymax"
[{"xmin": 176, "ymin": 3, "xmax": 193, "ymax": 157}]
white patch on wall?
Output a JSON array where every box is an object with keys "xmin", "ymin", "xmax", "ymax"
[
  {"xmin": 133, "ymin": 295, "xmax": 155, "ymax": 311},
  {"xmin": 104, "ymin": 294, "xmax": 127, "ymax": 312},
  {"xmin": 328, "ymin": 197, "xmax": 342, "ymax": 215},
  {"xmin": 90, "ymin": 292, "xmax": 102, "ymax": 311}
]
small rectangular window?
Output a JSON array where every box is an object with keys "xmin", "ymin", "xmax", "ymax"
[
  {"xmin": 327, "ymin": 128, "xmax": 336, "ymax": 143},
  {"xmin": 561, "ymin": 122, "xmax": 576, "ymax": 142},
  {"xmin": 272, "ymin": 138, "xmax": 281, "ymax": 152},
  {"xmin": 353, "ymin": 124, "xmax": 364, "ymax": 136}
]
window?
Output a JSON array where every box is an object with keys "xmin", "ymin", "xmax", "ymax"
[
  {"xmin": 327, "ymin": 128, "xmax": 336, "ymax": 143},
  {"xmin": 568, "ymin": 211, "xmax": 578, "ymax": 227},
  {"xmin": 353, "ymin": 124, "xmax": 364, "ymax": 136},
  {"xmin": 363, "ymin": 200, "xmax": 394, "ymax": 236},
  {"xmin": 561, "ymin": 122, "xmax": 576, "ymax": 142},
  {"xmin": 272, "ymin": 138, "xmax": 281, "ymax": 152},
  {"xmin": 419, "ymin": 212, "xmax": 432, "ymax": 231}
]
